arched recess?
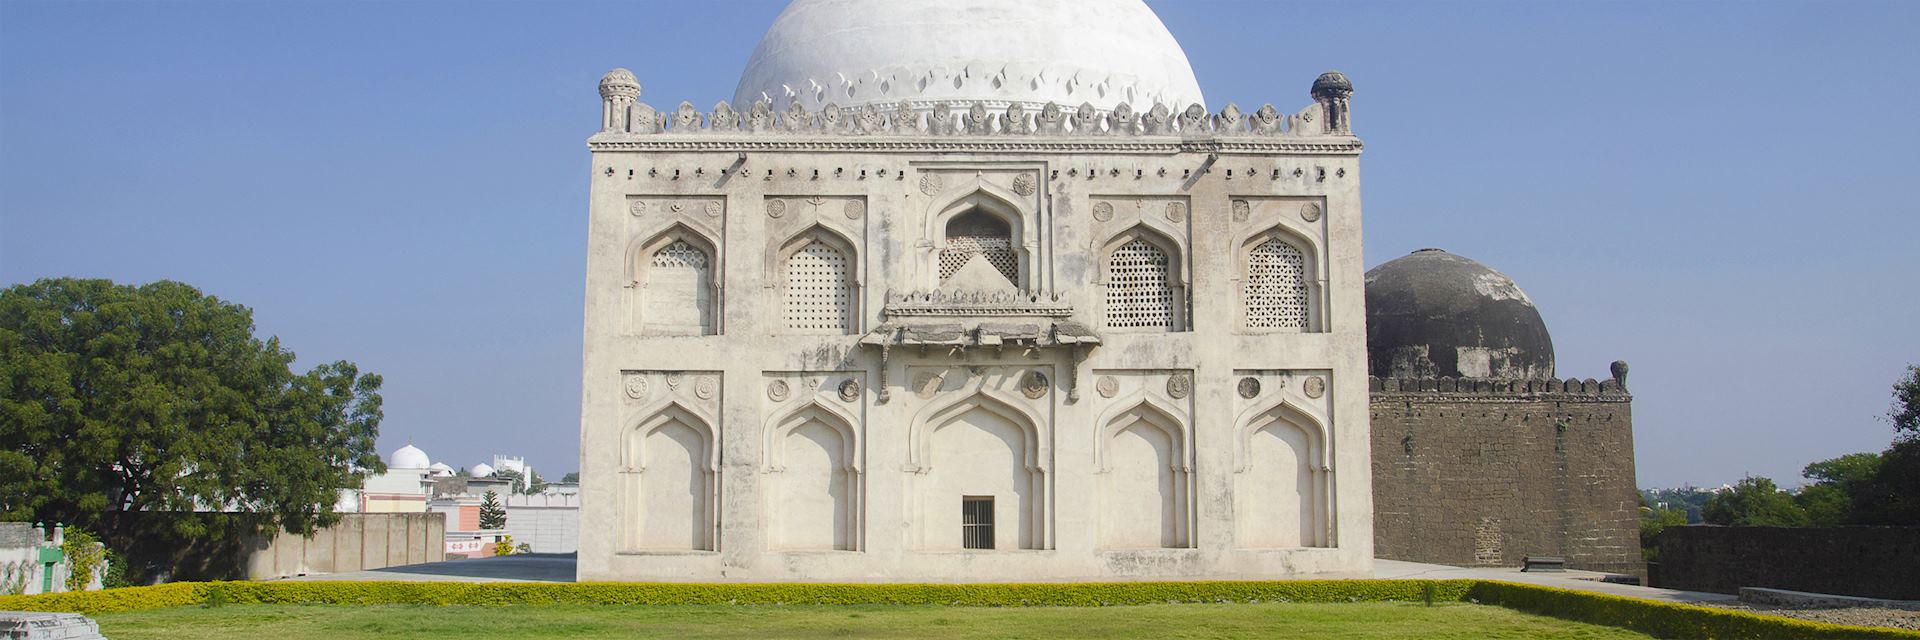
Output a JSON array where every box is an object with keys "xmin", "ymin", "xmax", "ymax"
[
  {"xmin": 1098, "ymin": 224, "xmax": 1189, "ymax": 331},
  {"xmin": 1231, "ymin": 400, "xmax": 1334, "ymax": 549},
  {"xmin": 765, "ymin": 224, "xmax": 862, "ymax": 334},
  {"xmin": 619, "ymin": 401, "xmax": 720, "ymax": 552},
  {"xmin": 627, "ymin": 223, "xmax": 723, "ymax": 336},
  {"xmin": 761, "ymin": 400, "xmax": 864, "ymax": 551},
  {"xmin": 1092, "ymin": 393, "xmax": 1195, "ymax": 549},
  {"xmin": 907, "ymin": 390, "xmax": 1049, "ymax": 550},
  {"xmin": 920, "ymin": 180, "xmax": 1034, "ymax": 290},
  {"xmin": 1235, "ymin": 223, "xmax": 1323, "ymax": 333}
]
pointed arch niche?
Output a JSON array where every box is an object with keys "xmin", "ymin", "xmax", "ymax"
[
  {"xmin": 1093, "ymin": 395, "xmax": 1195, "ymax": 549},
  {"xmin": 1232, "ymin": 401, "xmax": 1334, "ymax": 549},
  {"xmin": 1098, "ymin": 224, "xmax": 1189, "ymax": 332},
  {"xmin": 767, "ymin": 224, "xmax": 862, "ymax": 334},
  {"xmin": 1236, "ymin": 223, "xmax": 1324, "ymax": 333},
  {"xmin": 917, "ymin": 175, "xmax": 1040, "ymax": 291},
  {"xmin": 761, "ymin": 400, "xmax": 864, "ymax": 551},
  {"xmin": 628, "ymin": 224, "xmax": 722, "ymax": 335},
  {"xmin": 907, "ymin": 391, "xmax": 1049, "ymax": 551},
  {"xmin": 619, "ymin": 401, "xmax": 720, "ymax": 552}
]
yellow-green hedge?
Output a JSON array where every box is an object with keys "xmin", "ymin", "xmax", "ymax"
[
  {"xmin": 1, "ymin": 579, "xmax": 1914, "ymax": 639},
  {"xmin": 0, "ymin": 579, "xmax": 1472, "ymax": 613},
  {"xmin": 1466, "ymin": 581, "xmax": 1919, "ymax": 640}
]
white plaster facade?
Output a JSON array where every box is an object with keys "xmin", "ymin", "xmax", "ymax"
[{"xmin": 578, "ymin": 0, "xmax": 1370, "ymax": 582}]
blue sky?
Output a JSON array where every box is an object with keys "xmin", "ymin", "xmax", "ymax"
[{"xmin": 3, "ymin": 1, "xmax": 1916, "ymax": 488}]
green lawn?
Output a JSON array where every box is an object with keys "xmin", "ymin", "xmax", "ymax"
[{"xmin": 95, "ymin": 602, "xmax": 1653, "ymax": 639}]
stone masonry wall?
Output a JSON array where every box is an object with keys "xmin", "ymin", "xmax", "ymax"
[
  {"xmin": 1370, "ymin": 376, "xmax": 1642, "ymax": 575},
  {"xmin": 1652, "ymin": 525, "xmax": 1920, "ymax": 599}
]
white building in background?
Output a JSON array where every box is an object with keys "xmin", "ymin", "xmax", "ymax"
[
  {"xmin": 577, "ymin": 0, "xmax": 1371, "ymax": 582},
  {"xmin": 338, "ymin": 444, "xmax": 435, "ymax": 513}
]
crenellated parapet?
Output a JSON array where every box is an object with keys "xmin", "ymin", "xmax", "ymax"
[
  {"xmin": 1369, "ymin": 361, "xmax": 1633, "ymax": 400},
  {"xmin": 594, "ymin": 69, "xmax": 1357, "ymax": 141}
]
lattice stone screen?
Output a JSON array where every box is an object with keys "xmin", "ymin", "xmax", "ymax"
[
  {"xmin": 1246, "ymin": 238, "xmax": 1310, "ymax": 330},
  {"xmin": 784, "ymin": 239, "xmax": 853, "ymax": 332},
  {"xmin": 938, "ymin": 236, "xmax": 1019, "ymax": 284},
  {"xmin": 644, "ymin": 240, "xmax": 714, "ymax": 334},
  {"xmin": 1105, "ymin": 239, "xmax": 1174, "ymax": 329}
]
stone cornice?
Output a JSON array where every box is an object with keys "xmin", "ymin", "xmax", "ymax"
[{"xmin": 587, "ymin": 135, "xmax": 1363, "ymax": 156}]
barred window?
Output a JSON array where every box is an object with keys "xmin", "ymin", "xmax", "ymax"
[
  {"xmin": 1105, "ymin": 239, "xmax": 1173, "ymax": 329},
  {"xmin": 784, "ymin": 239, "xmax": 852, "ymax": 332},
  {"xmin": 1246, "ymin": 238, "xmax": 1310, "ymax": 330},
  {"xmin": 939, "ymin": 210, "xmax": 1018, "ymax": 285},
  {"xmin": 644, "ymin": 240, "xmax": 714, "ymax": 334}
]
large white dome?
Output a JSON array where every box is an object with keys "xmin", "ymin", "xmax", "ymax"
[
  {"xmin": 733, "ymin": 0, "xmax": 1205, "ymax": 113},
  {"xmin": 390, "ymin": 444, "xmax": 430, "ymax": 470}
]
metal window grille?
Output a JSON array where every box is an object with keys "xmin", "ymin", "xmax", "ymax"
[
  {"xmin": 1246, "ymin": 238, "xmax": 1310, "ymax": 330},
  {"xmin": 939, "ymin": 236, "xmax": 1018, "ymax": 284},
  {"xmin": 961, "ymin": 496, "xmax": 995, "ymax": 550},
  {"xmin": 1105, "ymin": 238, "xmax": 1173, "ymax": 329},
  {"xmin": 783, "ymin": 239, "xmax": 852, "ymax": 332}
]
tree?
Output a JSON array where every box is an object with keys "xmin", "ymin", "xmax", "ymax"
[
  {"xmin": 561, "ymin": 472, "xmax": 579, "ymax": 484},
  {"xmin": 493, "ymin": 468, "xmax": 525, "ymax": 494},
  {"xmin": 1891, "ymin": 364, "xmax": 1920, "ymax": 434},
  {"xmin": 478, "ymin": 490, "xmax": 506, "ymax": 530},
  {"xmin": 1638, "ymin": 496, "xmax": 1689, "ymax": 562},
  {"xmin": 0, "ymin": 279, "xmax": 383, "ymax": 559},
  {"xmin": 1796, "ymin": 452, "xmax": 1882, "ymax": 526},
  {"xmin": 523, "ymin": 469, "xmax": 548, "ymax": 495},
  {"xmin": 1702, "ymin": 477, "xmax": 1810, "ymax": 527}
]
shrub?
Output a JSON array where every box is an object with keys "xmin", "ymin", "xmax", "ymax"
[
  {"xmin": 0, "ymin": 579, "xmax": 1913, "ymax": 638},
  {"xmin": 493, "ymin": 535, "xmax": 515, "ymax": 557}
]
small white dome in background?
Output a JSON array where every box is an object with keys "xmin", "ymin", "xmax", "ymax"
[
  {"xmin": 471, "ymin": 463, "xmax": 496, "ymax": 477},
  {"xmin": 733, "ymin": 0, "xmax": 1205, "ymax": 113},
  {"xmin": 390, "ymin": 444, "xmax": 431, "ymax": 469},
  {"xmin": 428, "ymin": 462, "xmax": 455, "ymax": 477}
]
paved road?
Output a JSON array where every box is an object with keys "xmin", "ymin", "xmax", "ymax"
[{"xmin": 281, "ymin": 554, "xmax": 1735, "ymax": 605}]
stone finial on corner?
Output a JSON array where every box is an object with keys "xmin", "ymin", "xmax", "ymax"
[
  {"xmin": 1310, "ymin": 70, "xmax": 1354, "ymax": 135},
  {"xmin": 1610, "ymin": 360, "xmax": 1629, "ymax": 391},
  {"xmin": 598, "ymin": 68, "xmax": 643, "ymax": 134}
]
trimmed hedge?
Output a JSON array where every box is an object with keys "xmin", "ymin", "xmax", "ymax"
[
  {"xmin": 0, "ymin": 579, "xmax": 1914, "ymax": 639},
  {"xmin": 1467, "ymin": 581, "xmax": 1920, "ymax": 640}
]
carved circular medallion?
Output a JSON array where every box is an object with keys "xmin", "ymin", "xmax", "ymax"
[
  {"xmin": 767, "ymin": 379, "xmax": 790, "ymax": 402},
  {"xmin": 694, "ymin": 375, "xmax": 718, "ymax": 400},
  {"xmin": 1011, "ymin": 173, "xmax": 1037, "ymax": 196},
  {"xmin": 1021, "ymin": 370, "xmax": 1049, "ymax": 399},
  {"xmin": 1301, "ymin": 202, "xmax": 1323, "ymax": 223},
  {"xmin": 837, "ymin": 378, "xmax": 862, "ymax": 402},
  {"xmin": 628, "ymin": 200, "xmax": 647, "ymax": 216},
  {"xmin": 844, "ymin": 199, "xmax": 866, "ymax": 220},
  {"xmin": 1092, "ymin": 201, "xmax": 1114, "ymax": 222},
  {"xmin": 1095, "ymin": 375, "xmax": 1119, "ymax": 398},
  {"xmin": 1231, "ymin": 199, "xmax": 1251, "ymax": 222},
  {"xmin": 919, "ymin": 173, "xmax": 944, "ymax": 196},
  {"xmin": 669, "ymin": 202, "xmax": 685, "ymax": 213},
  {"xmin": 1166, "ymin": 202, "xmax": 1187, "ymax": 223},
  {"xmin": 705, "ymin": 201, "xmax": 722, "ymax": 218},
  {"xmin": 1166, "ymin": 373, "xmax": 1192, "ymax": 399},
  {"xmin": 1237, "ymin": 377, "xmax": 1262, "ymax": 399},
  {"xmin": 914, "ymin": 372, "xmax": 943, "ymax": 399},
  {"xmin": 766, "ymin": 199, "xmax": 786, "ymax": 218},
  {"xmin": 623, "ymin": 374, "xmax": 647, "ymax": 400},
  {"xmin": 664, "ymin": 371, "xmax": 684, "ymax": 388},
  {"xmin": 1304, "ymin": 376, "xmax": 1326, "ymax": 399}
]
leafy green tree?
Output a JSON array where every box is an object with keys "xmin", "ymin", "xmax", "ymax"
[
  {"xmin": 478, "ymin": 490, "xmax": 506, "ymax": 530},
  {"xmin": 0, "ymin": 279, "xmax": 383, "ymax": 559},
  {"xmin": 1795, "ymin": 452, "xmax": 1881, "ymax": 526},
  {"xmin": 1638, "ymin": 497, "xmax": 1689, "ymax": 562},
  {"xmin": 1852, "ymin": 437, "xmax": 1920, "ymax": 526},
  {"xmin": 523, "ymin": 470, "xmax": 548, "ymax": 495},
  {"xmin": 561, "ymin": 472, "xmax": 579, "ymax": 484},
  {"xmin": 493, "ymin": 469, "xmax": 525, "ymax": 493},
  {"xmin": 1702, "ymin": 477, "xmax": 1810, "ymax": 527},
  {"xmin": 1891, "ymin": 365, "xmax": 1920, "ymax": 434}
]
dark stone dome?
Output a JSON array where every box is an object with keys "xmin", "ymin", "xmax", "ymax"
[
  {"xmin": 1365, "ymin": 249, "xmax": 1554, "ymax": 380},
  {"xmin": 1311, "ymin": 70, "xmax": 1353, "ymax": 98}
]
